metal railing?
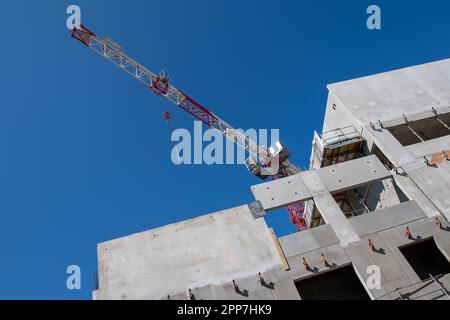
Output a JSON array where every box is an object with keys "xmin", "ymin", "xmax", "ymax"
[
  {"xmin": 376, "ymin": 274, "xmax": 449, "ymax": 300},
  {"xmin": 319, "ymin": 126, "xmax": 362, "ymax": 147}
]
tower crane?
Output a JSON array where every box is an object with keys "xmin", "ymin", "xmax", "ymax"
[{"xmin": 71, "ymin": 25, "xmax": 306, "ymax": 231}]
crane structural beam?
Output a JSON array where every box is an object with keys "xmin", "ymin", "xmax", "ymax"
[
  {"xmin": 71, "ymin": 24, "xmax": 306, "ymax": 230},
  {"xmin": 71, "ymin": 25, "xmax": 274, "ymax": 175}
]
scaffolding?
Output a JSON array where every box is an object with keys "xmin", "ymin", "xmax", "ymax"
[{"xmin": 311, "ymin": 126, "xmax": 364, "ymax": 169}]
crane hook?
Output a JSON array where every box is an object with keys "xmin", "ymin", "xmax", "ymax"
[
  {"xmin": 163, "ymin": 110, "xmax": 170, "ymax": 121},
  {"xmin": 163, "ymin": 110, "xmax": 171, "ymax": 129}
]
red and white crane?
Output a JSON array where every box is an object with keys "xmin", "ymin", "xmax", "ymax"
[{"xmin": 71, "ymin": 25, "xmax": 306, "ymax": 231}]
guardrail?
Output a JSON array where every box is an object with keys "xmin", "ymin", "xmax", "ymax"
[
  {"xmin": 376, "ymin": 274, "xmax": 449, "ymax": 300},
  {"xmin": 319, "ymin": 126, "xmax": 362, "ymax": 146}
]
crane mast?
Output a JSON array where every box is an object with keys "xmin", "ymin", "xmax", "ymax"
[{"xmin": 71, "ymin": 25, "xmax": 306, "ymax": 231}]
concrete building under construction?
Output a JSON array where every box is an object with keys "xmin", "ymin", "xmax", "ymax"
[{"xmin": 92, "ymin": 59, "xmax": 450, "ymax": 300}]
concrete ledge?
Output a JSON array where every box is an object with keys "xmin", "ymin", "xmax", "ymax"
[
  {"xmin": 164, "ymin": 265, "xmax": 299, "ymax": 300},
  {"xmin": 250, "ymin": 174, "xmax": 312, "ymax": 211},
  {"xmin": 279, "ymin": 224, "xmax": 339, "ymax": 258},
  {"xmin": 251, "ymin": 155, "xmax": 391, "ymax": 211},
  {"xmin": 286, "ymin": 244, "xmax": 351, "ymax": 283},
  {"xmin": 317, "ymin": 155, "xmax": 391, "ymax": 193},
  {"xmin": 405, "ymin": 161, "xmax": 450, "ymax": 220},
  {"xmin": 350, "ymin": 201, "xmax": 427, "ymax": 237},
  {"xmin": 405, "ymin": 135, "xmax": 450, "ymax": 159}
]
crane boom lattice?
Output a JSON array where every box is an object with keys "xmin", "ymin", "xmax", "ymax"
[{"xmin": 71, "ymin": 24, "xmax": 307, "ymax": 232}]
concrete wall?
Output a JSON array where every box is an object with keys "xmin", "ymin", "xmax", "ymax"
[
  {"xmin": 346, "ymin": 213, "xmax": 450, "ymax": 300},
  {"xmin": 322, "ymin": 91, "xmax": 361, "ymax": 132},
  {"xmin": 278, "ymin": 202, "xmax": 450, "ymax": 300},
  {"xmin": 95, "ymin": 205, "xmax": 283, "ymax": 300},
  {"xmin": 324, "ymin": 58, "xmax": 450, "ymax": 221}
]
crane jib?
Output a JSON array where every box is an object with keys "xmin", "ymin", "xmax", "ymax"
[
  {"xmin": 69, "ymin": 24, "xmax": 272, "ymax": 166},
  {"xmin": 69, "ymin": 23, "xmax": 306, "ymax": 232}
]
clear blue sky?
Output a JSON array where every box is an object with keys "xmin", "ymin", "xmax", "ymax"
[{"xmin": 0, "ymin": 0, "xmax": 449, "ymax": 299}]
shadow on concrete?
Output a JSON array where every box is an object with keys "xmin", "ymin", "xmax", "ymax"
[
  {"xmin": 260, "ymin": 279, "xmax": 275, "ymax": 290},
  {"xmin": 399, "ymin": 275, "xmax": 448, "ymax": 300},
  {"xmin": 306, "ymin": 266, "xmax": 320, "ymax": 273},
  {"xmin": 324, "ymin": 261, "xmax": 338, "ymax": 268},
  {"xmin": 372, "ymin": 247, "xmax": 386, "ymax": 255},
  {"xmin": 234, "ymin": 285, "xmax": 249, "ymax": 297}
]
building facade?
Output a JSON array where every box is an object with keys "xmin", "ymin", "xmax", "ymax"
[{"xmin": 93, "ymin": 59, "xmax": 450, "ymax": 300}]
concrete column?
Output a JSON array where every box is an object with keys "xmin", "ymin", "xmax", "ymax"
[{"xmin": 313, "ymin": 193, "xmax": 360, "ymax": 247}]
